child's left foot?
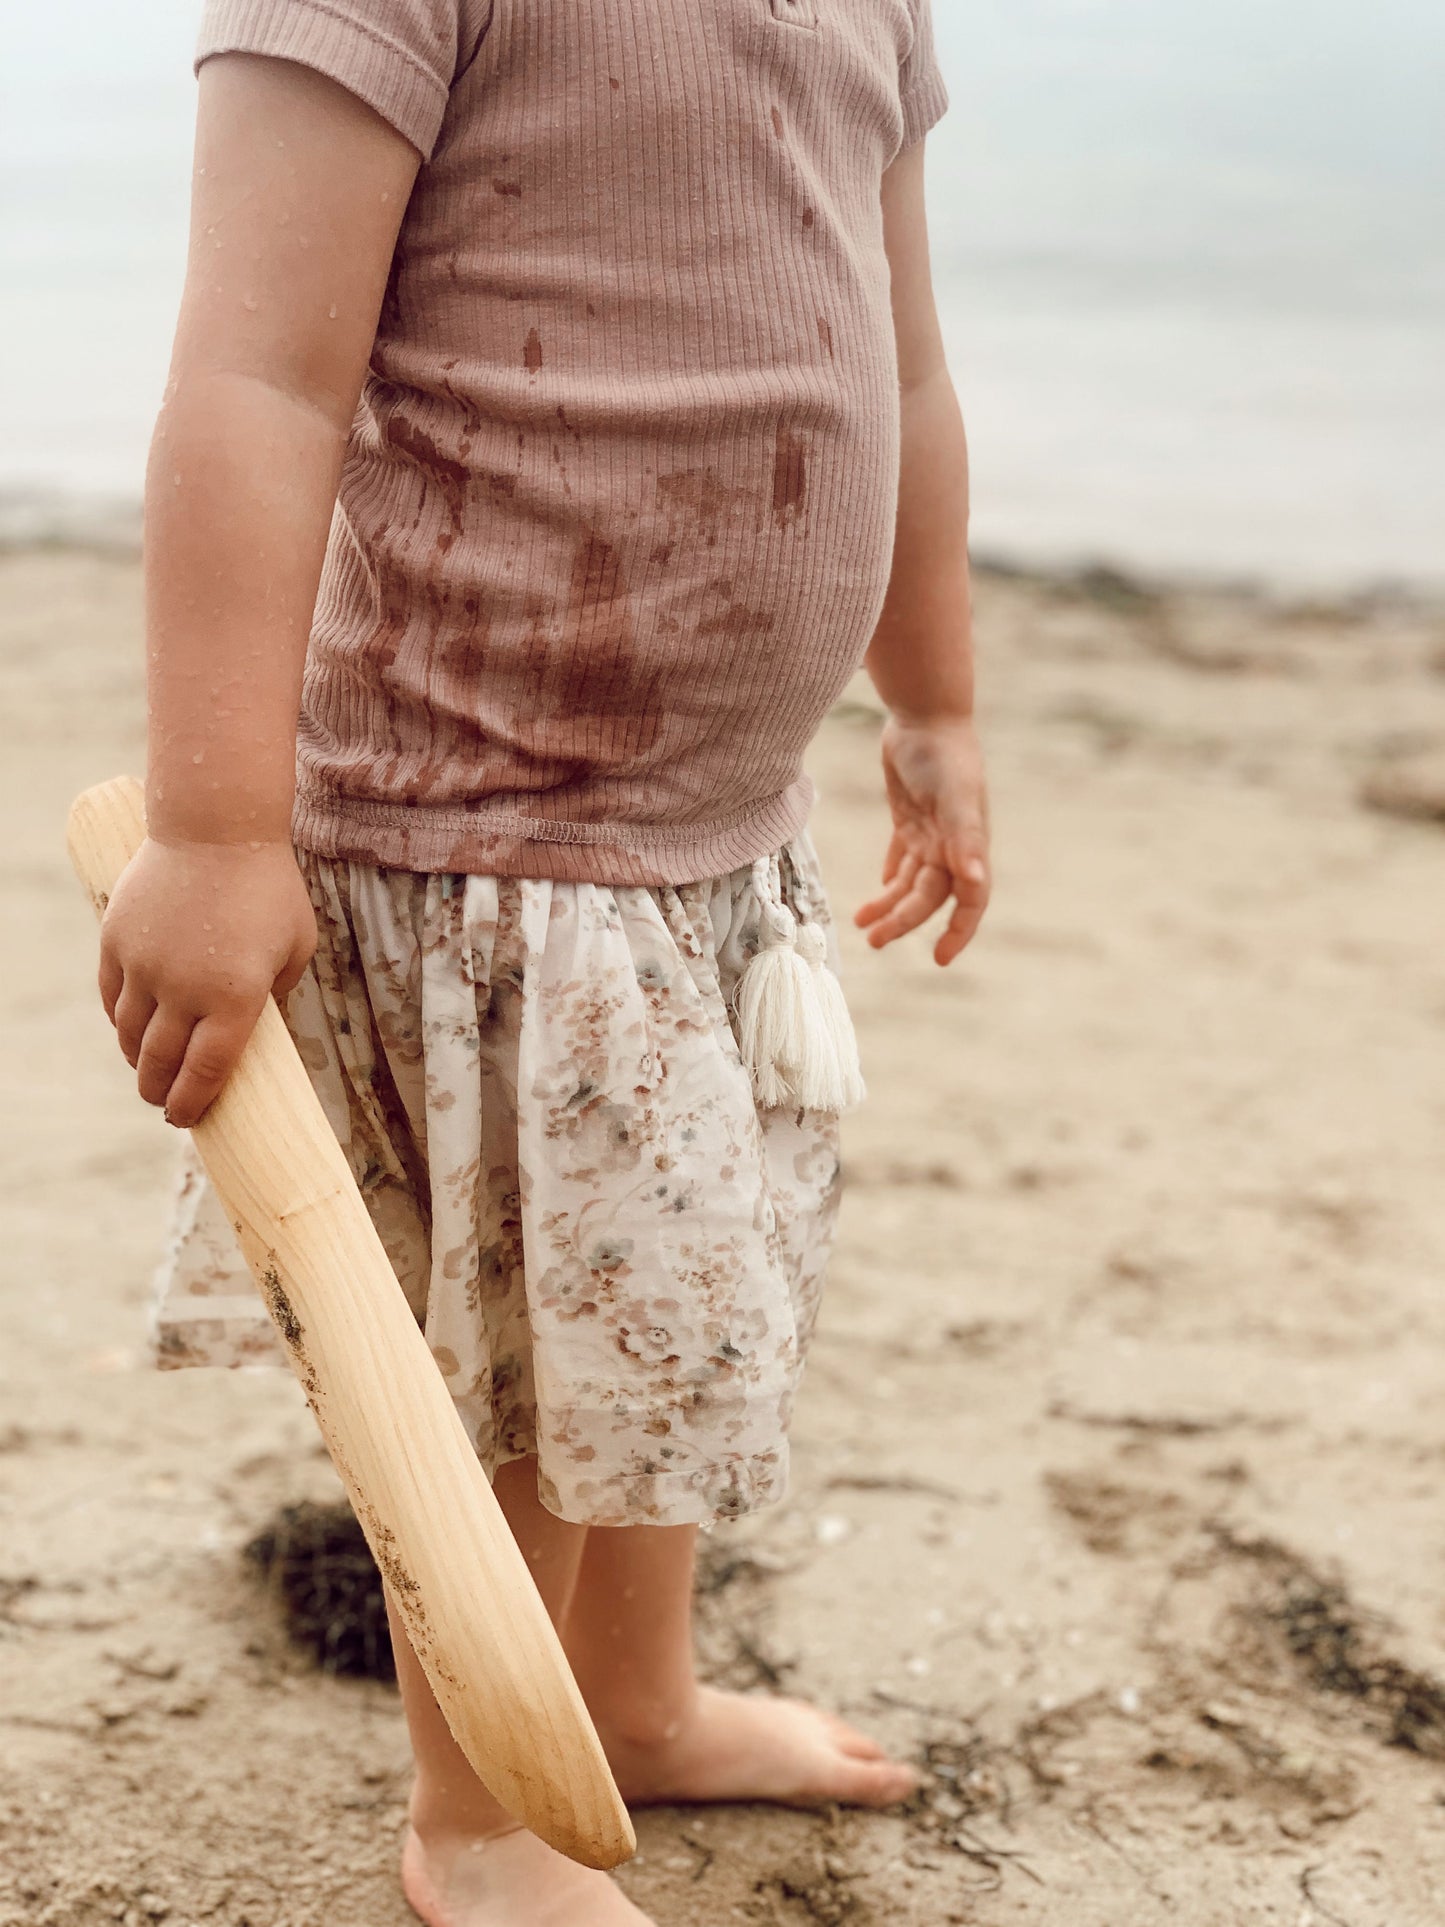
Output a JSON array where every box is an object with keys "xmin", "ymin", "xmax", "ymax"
[{"xmin": 598, "ymin": 1685, "xmax": 918, "ymax": 1809}]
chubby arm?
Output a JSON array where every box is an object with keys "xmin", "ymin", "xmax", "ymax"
[
  {"xmin": 100, "ymin": 53, "xmax": 419, "ymax": 1125},
  {"xmin": 856, "ymin": 136, "xmax": 989, "ymax": 965}
]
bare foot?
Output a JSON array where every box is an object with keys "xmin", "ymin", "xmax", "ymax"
[
  {"xmin": 402, "ymin": 1824, "xmax": 653, "ymax": 1926},
  {"xmin": 600, "ymin": 1684, "xmax": 920, "ymax": 1809}
]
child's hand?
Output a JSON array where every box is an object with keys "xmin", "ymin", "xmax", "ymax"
[
  {"xmin": 854, "ymin": 714, "xmax": 990, "ymax": 965},
  {"xmin": 98, "ymin": 838, "xmax": 317, "ymax": 1128}
]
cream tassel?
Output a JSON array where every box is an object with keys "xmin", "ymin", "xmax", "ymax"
[
  {"xmin": 794, "ymin": 921, "xmax": 866, "ymax": 1111},
  {"xmin": 734, "ymin": 855, "xmax": 866, "ymax": 1114}
]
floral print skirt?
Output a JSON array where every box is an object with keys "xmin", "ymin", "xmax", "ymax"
[{"xmin": 151, "ymin": 833, "xmax": 845, "ymax": 1528}]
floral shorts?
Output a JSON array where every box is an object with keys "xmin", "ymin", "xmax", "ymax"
[{"xmin": 152, "ymin": 834, "xmax": 845, "ymax": 1528}]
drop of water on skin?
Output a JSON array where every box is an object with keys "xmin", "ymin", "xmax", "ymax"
[
  {"xmin": 173, "ymin": 474, "xmax": 182, "ymax": 487},
  {"xmin": 242, "ymin": 294, "xmax": 258, "ymax": 312},
  {"xmin": 192, "ymin": 752, "xmax": 204, "ymax": 764},
  {"xmin": 328, "ymin": 304, "xmax": 337, "ymax": 320}
]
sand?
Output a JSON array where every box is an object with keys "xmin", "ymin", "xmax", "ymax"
[{"xmin": 4, "ymin": 545, "xmax": 1445, "ymax": 1926}]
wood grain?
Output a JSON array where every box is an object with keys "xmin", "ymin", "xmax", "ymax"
[{"xmin": 68, "ymin": 775, "xmax": 635, "ymax": 1871}]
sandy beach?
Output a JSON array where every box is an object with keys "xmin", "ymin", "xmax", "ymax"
[{"xmin": 4, "ymin": 544, "xmax": 1445, "ymax": 1926}]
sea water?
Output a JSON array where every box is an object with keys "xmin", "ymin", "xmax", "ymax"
[{"xmin": 2, "ymin": 0, "xmax": 1441, "ymax": 592}]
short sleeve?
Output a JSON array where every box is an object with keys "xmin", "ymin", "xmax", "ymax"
[
  {"xmin": 898, "ymin": 0, "xmax": 950, "ymax": 148},
  {"xmin": 195, "ymin": 0, "xmax": 492, "ymax": 160}
]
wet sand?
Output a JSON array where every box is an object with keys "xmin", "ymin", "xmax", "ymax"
[{"xmin": 4, "ymin": 546, "xmax": 1445, "ymax": 1925}]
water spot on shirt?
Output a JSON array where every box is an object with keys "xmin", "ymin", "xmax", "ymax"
[
  {"xmin": 492, "ymin": 177, "xmax": 523, "ymax": 197},
  {"xmin": 650, "ymin": 541, "xmax": 674, "ymax": 566},
  {"xmin": 609, "ymin": 74, "xmax": 621, "ymax": 91},
  {"xmin": 382, "ymin": 411, "xmax": 469, "ymax": 530},
  {"xmin": 772, "ymin": 428, "xmax": 808, "ymax": 526},
  {"xmin": 697, "ymin": 592, "xmax": 777, "ymax": 641},
  {"xmin": 770, "ymin": 106, "xmax": 785, "ymax": 139},
  {"xmin": 484, "ymin": 471, "xmax": 517, "ymax": 498},
  {"xmin": 523, "ymin": 328, "xmax": 544, "ymax": 372},
  {"xmin": 657, "ymin": 467, "xmax": 756, "ymax": 548},
  {"xmin": 801, "ymin": 205, "xmax": 815, "ymax": 230},
  {"xmin": 817, "ymin": 314, "xmax": 834, "ymax": 358},
  {"xmin": 586, "ymin": 301, "xmax": 597, "ymax": 317}
]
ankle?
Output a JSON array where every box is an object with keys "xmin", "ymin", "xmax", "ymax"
[
  {"xmin": 408, "ymin": 1779, "xmax": 524, "ymax": 1849},
  {"xmin": 585, "ymin": 1682, "xmax": 701, "ymax": 1752}
]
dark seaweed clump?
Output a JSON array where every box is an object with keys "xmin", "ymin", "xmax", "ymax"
[
  {"xmin": 1264, "ymin": 1563, "xmax": 1445, "ymax": 1758},
  {"xmin": 244, "ymin": 1500, "xmax": 393, "ymax": 1680}
]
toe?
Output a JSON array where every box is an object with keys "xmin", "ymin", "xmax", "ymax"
[
  {"xmin": 824, "ymin": 1717, "xmax": 890, "ymax": 1762},
  {"xmin": 831, "ymin": 1755, "xmax": 921, "ymax": 1808}
]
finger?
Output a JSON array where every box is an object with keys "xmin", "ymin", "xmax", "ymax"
[
  {"xmin": 272, "ymin": 942, "xmax": 313, "ymax": 1002},
  {"xmin": 934, "ymin": 893, "xmax": 988, "ymax": 966},
  {"xmin": 135, "ymin": 1007, "xmax": 199, "ymax": 1111},
  {"xmin": 99, "ymin": 949, "xmax": 124, "ymax": 1025},
  {"xmin": 880, "ymin": 831, "xmax": 908, "ymax": 889},
  {"xmin": 163, "ymin": 1010, "xmax": 256, "ymax": 1129},
  {"xmin": 855, "ymin": 853, "xmax": 920, "ymax": 928},
  {"xmin": 953, "ymin": 851, "xmax": 989, "ymax": 900},
  {"xmin": 113, "ymin": 984, "xmax": 158, "ymax": 1069},
  {"xmin": 862, "ymin": 865, "xmax": 951, "ymax": 948}
]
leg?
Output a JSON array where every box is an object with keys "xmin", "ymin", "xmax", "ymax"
[
  {"xmin": 564, "ymin": 1520, "xmax": 919, "ymax": 1809},
  {"xmin": 394, "ymin": 1456, "xmax": 653, "ymax": 1927}
]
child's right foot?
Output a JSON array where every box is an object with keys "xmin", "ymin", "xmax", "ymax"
[{"xmin": 401, "ymin": 1823, "xmax": 653, "ymax": 1927}]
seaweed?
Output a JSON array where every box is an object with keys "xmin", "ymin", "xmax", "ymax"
[{"xmin": 243, "ymin": 1500, "xmax": 393, "ymax": 1681}]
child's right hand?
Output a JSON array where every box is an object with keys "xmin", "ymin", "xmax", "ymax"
[{"xmin": 98, "ymin": 838, "xmax": 317, "ymax": 1129}]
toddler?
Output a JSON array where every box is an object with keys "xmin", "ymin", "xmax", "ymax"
[{"xmin": 99, "ymin": 1, "xmax": 990, "ymax": 1920}]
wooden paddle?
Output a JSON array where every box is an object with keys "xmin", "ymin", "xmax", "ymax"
[{"xmin": 68, "ymin": 775, "xmax": 635, "ymax": 1871}]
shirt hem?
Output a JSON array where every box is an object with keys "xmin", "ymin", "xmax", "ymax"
[{"xmin": 290, "ymin": 777, "xmax": 816, "ymax": 885}]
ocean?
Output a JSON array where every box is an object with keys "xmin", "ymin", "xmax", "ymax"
[{"xmin": 2, "ymin": 0, "xmax": 1441, "ymax": 592}]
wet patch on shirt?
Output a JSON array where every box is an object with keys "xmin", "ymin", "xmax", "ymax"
[
  {"xmin": 492, "ymin": 177, "xmax": 523, "ymax": 197},
  {"xmin": 817, "ymin": 314, "xmax": 834, "ymax": 359},
  {"xmin": 696, "ymin": 578, "xmax": 778, "ymax": 640},
  {"xmin": 523, "ymin": 328, "xmax": 544, "ymax": 373},
  {"xmin": 771, "ymin": 429, "xmax": 808, "ymax": 528},
  {"xmin": 405, "ymin": 593, "xmax": 496, "ymax": 805},
  {"xmin": 382, "ymin": 411, "xmax": 469, "ymax": 535},
  {"xmin": 657, "ymin": 467, "xmax": 760, "ymax": 549}
]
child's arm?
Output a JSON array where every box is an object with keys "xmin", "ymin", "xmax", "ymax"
[
  {"xmin": 99, "ymin": 54, "xmax": 420, "ymax": 1126},
  {"xmin": 855, "ymin": 137, "xmax": 990, "ymax": 967}
]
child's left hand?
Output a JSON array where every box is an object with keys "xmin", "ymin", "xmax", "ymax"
[{"xmin": 854, "ymin": 714, "xmax": 990, "ymax": 965}]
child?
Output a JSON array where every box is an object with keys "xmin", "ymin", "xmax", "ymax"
[{"xmin": 99, "ymin": 0, "xmax": 988, "ymax": 1920}]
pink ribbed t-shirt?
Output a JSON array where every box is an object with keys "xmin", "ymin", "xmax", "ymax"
[{"xmin": 196, "ymin": 0, "xmax": 949, "ymax": 883}]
